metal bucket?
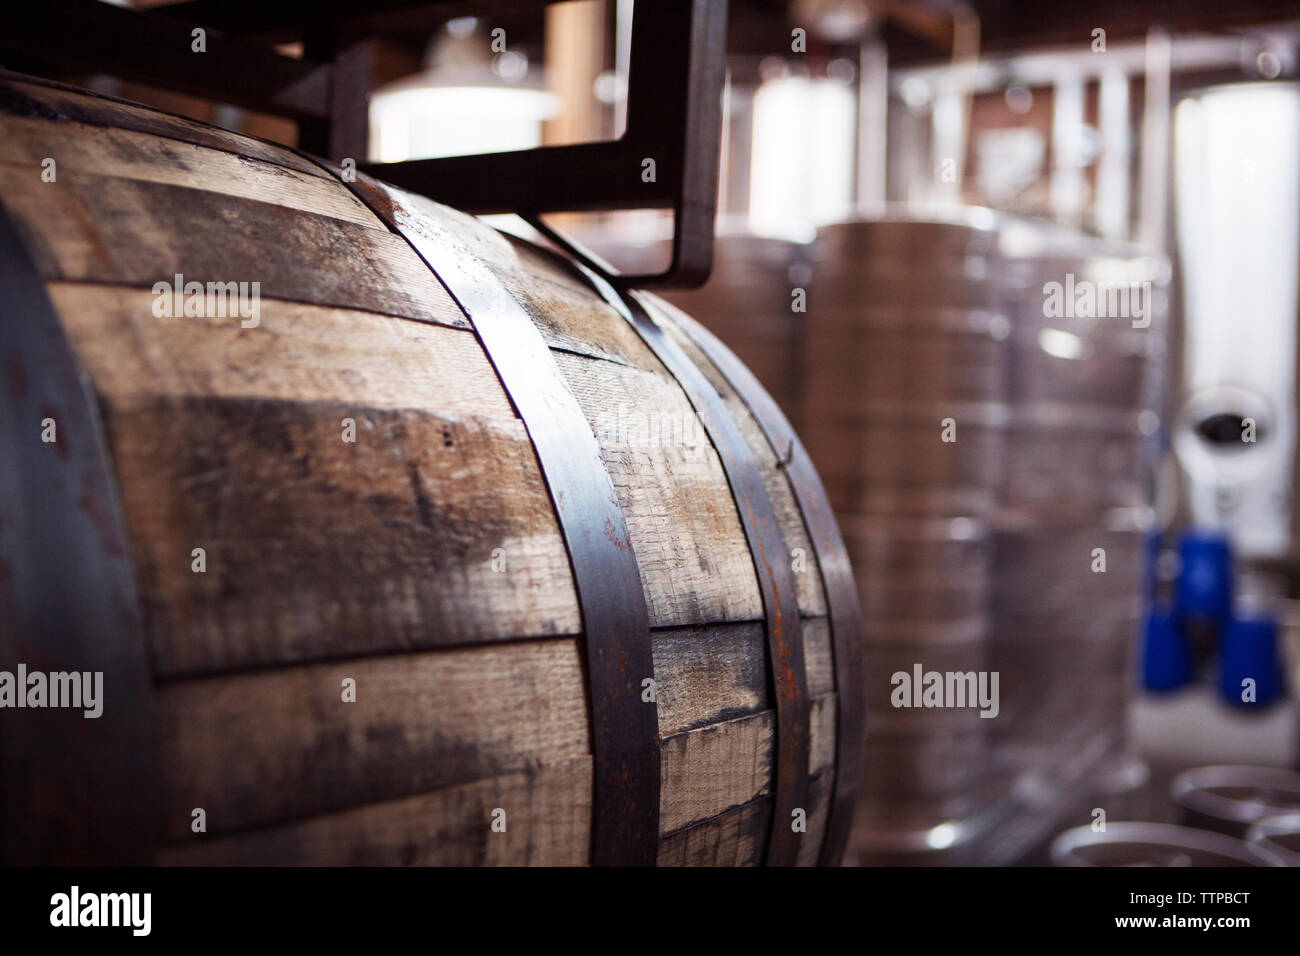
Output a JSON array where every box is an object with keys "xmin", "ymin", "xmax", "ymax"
[
  {"xmin": 1245, "ymin": 813, "xmax": 1300, "ymax": 866},
  {"xmin": 1051, "ymin": 822, "xmax": 1284, "ymax": 866},
  {"xmin": 1173, "ymin": 765, "xmax": 1300, "ymax": 837}
]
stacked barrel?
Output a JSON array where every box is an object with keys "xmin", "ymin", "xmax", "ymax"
[
  {"xmin": 989, "ymin": 222, "xmax": 1167, "ymax": 836},
  {"xmin": 660, "ymin": 233, "xmax": 815, "ymax": 430},
  {"xmin": 801, "ymin": 212, "xmax": 1012, "ymax": 862},
  {"xmin": 581, "ymin": 230, "xmax": 815, "ymax": 430}
]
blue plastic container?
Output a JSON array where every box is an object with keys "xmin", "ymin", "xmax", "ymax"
[
  {"xmin": 1175, "ymin": 531, "xmax": 1233, "ymax": 625},
  {"xmin": 1140, "ymin": 607, "xmax": 1195, "ymax": 692},
  {"xmin": 1218, "ymin": 615, "xmax": 1285, "ymax": 707}
]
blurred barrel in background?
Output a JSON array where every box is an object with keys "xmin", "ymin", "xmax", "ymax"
[
  {"xmin": 585, "ymin": 229, "xmax": 815, "ymax": 432},
  {"xmin": 658, "ymin": 234, "xmax": 814, "ymax": 432},
  {"xmin": 800, "ymin": 212, "xmax": 1011, "ymax": 863}
]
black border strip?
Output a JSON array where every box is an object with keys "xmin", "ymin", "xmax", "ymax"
[
  {"xmin": 0, "ymin": 202, "xmax": 158, "ymax": 864},
  {"xmin": 548, "ymin": 250, "xmax": 812, "ymax": 867},
  {"xmin": 327, "ymin": 174, "xmax": 661, "ymax": 866}
]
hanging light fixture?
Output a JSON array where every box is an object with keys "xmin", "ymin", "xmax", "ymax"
[{"xmin": 369, "ymin": 17, "xmax": 562, "ymax": 163}]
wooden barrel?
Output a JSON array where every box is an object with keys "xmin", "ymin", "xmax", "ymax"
[{"xmin": 0, "ymin": 74, "xmax": 863, "ymax": 866}]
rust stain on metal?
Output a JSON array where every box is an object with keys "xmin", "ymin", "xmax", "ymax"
[
  {"xmin": 603, "ymin": 519, "xmax": 628, "ymax": 550},
  {"xmin": 356, "ymin": 177, "xmax": 399, "ymax": 222}
]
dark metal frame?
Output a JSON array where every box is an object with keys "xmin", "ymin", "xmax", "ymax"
[
  {"xmin": 4, "ymin": 0, "xmax": 725, "ymax": 288},
  {"xmin": 366, "ymin": 0, "xmax": 726, "ymax": 288},
  {"xmin": 6, "ymin": 0, "xmax": 331, "ymax": 123}
]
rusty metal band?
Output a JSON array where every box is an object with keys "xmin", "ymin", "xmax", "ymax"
[
  {"xmin": 328, "ymin": 172, "xmax": 660, "ymax": 866},
  {"xmin": 658, "ymin": 302, "xmax": 865, "ymax": 867},
  {"xmin": 542, "ymin": 244, "xmax": 812, "ymax": 867},
  {"xmin": 0, "ymin": 202, "xmax": 158, "ymax": 864}
]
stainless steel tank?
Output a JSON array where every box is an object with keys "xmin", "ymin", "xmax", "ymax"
[
  {"xmin": 983, "ymin": 222, "xmax": 1168, "ymax": 860},
  {"xmin": 1171, "ymin": 82, "xmax": 1300, "ymax": 563}
]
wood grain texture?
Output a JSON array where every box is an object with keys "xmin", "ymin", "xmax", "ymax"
[
  {"xmin": 0, "ymin": 111, "xmax": 378, "ymax": 227},
  {"xmin": 53, "ymin": 285, "xmax": 580, "ymax": 674},
  {"xmin": 351, "ymin": 181, "xmax": 666, "ymax": 865},
  {"xmin": 157, "ymin": 640, "xmax": 592, "ymax": 841},
  {"xmin": 159, "ymin": 760, "xmax": 593, "ymax": 866},
  {"xmin": 661, "ymin": 315, "xmax": 829, "ymax": 618},
  {"xmin": 53, "ymin": 279, "xmax": 809, "ymax": 667},
  {"xmin": 0, "ymin": 74, "xmax": 327, "ymax": 178},
  {"xmin": 652, "ymin": 617, "xmax": 833, "ymax": 736},
  {"xmin": 652, "ymin": 623, "xmax": 769, "ymax": 735},
  {"xmin": 495, "ymin": 235, "xmax": 665, "ymax": 370},
  {"xmin": 552, "ymin": 349, "xmax": 764, "ymax": 627},
  {"xmin": 796, "ymin": 771, "xmax": 833, "ymax": 867},
  {"xmin": 156, "ymin": 623, "xmax": 835, "ymax": 853},
  {"xmin": 657, "ymin": 797, "xmax": 772, "ymax": 866},
  {"xmin": 660, "ymin": 712, "xmax": 774, "ymax": 833},
  {"xmin": 803, "ymin": 617, "xmax": 836, "ymax": 699},
  {"xmin": 0, "ymin": 167, "xmax": 462, "ymax": 323},
  {"xmin": 809, "ymin": 694, "xmax": 838, "ymax": 778},
  {"xmin": 659, "ymin": 695, "xmax": 836, "ymax": 834},
  {"xmin": 114, "ymin": 396, "xmax": 581, "ymax": 675},
  {"xmin": 51, "ymin": 283, "xmax": 493, "ymax": 411},
  {"xmin": 0, "ymin": 142, "xmax": 674, "ymax": 364}
]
